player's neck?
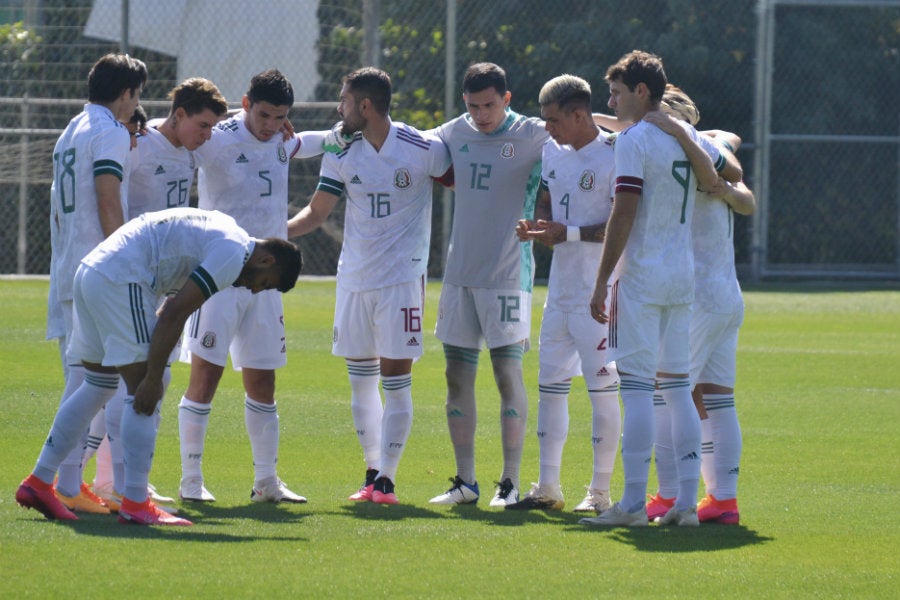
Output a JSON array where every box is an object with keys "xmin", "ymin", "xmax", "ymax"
[
  {"xmin": 570, "ymin": 124, "xmax": 600, "ymax": 151},
  {"xmin": 158, "ymin": 117, "xmax": 182, "ymax": 148},
  {"xmin": 362, "ymin": 117, "xmax": 391, "ymax": 152}
]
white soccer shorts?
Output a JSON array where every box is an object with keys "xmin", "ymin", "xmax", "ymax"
[
  {"xmin": 435, "ymin": 283, "xmax": 532, "ymax": 350},
  {"xmin": 68, "ymin": 265, "xmax": 157, "ymax": 367},
  {"xmin": 332, "ymin": 277, "xmax": 425, "ymax": 360},
  {"xmin": 689, "ymin": 305, "xmax": 743, "ymax": 388},
  {"xmin": 181, "ymin": 286, "xmax": 286, "ymax": 370},
  {"xmin": 538, "ymin": 308, "xmax": 616, "ymax": 387},
  {"xmin": 608, "ymin": 279, "xmax": 691, "ymax": 379}
]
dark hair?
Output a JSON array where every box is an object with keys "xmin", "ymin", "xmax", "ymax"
[
  {"xmin": 129, "ymin": 105, "xmax": 148, "ymax": 129},
  {"xmin": 605, "ymin": 50, "xmax": 667, "ymax": 102},
  {"xmin": 462, "ymin": 62, "xmax": 507, "ymax": 95},
  {"xmin": 246, "ymin": 69, "xmax": 294, "ymax": 107},
  {"xmin": 343, "ymin": 67, "xmax": 392, "ymax": 115},
  {"xmin": 169, "ymin": 77, "xmax": 228, "ymax": 118},
  {"xmin": 87, "ymin": 53, "xmax": 148, "ymax": 103},
  {"xmin": 260, "ymin": 237, "xmax": 303, "ymax": 292}
]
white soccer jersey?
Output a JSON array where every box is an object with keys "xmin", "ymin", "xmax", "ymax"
[
  {"xmin": 82, "ymin": 208, "xmax": 252, "ymax": 299},
  {"xmin": 193, "ymin": 111, "xmax": 301, "ymax": 238},
  {"xmin": 435, "ymin": 111, "xmax": 549, "ymax": 290},
  {"xmin": 613, "ymin": 119, "xmax": 721, "ymax": 305},
  {"xmin": 317, "ymin": 120, "xmax": 451, "ymax": 292},
  {"xmin": 542, "ymin": 132, "xmax": 615, "ymax": 313},
  {"xmin": 127, "ymin": 126, "xmax": 196, "ymax": 219},
  {"xmin": 692, "ymin": 188, "xmax": 743, "ymax": 314},
  {"xmin": 49, "ymin": 103, "xmax": 131, "ymax": 302}
]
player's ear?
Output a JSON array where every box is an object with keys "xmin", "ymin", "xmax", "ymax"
[
  {"xmin": 241, "ymin": 95, "xmax": 251, "ymax": 112},
  {"xmin": 503, "ymin": 90, "xmax": 512, "ymax": 107}
]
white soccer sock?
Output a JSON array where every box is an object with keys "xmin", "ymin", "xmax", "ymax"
[
  {"xmin": 617, "ymin": 374, "xmax": 656, "ymax": 512},
  {"xmin": 55, "ymin": 364, "xmax": 87, "ymax": 497},
  {"xmin": 245, "ymin": 396, "xmax": 279, "ymax": 484},
  {"xmin": 444, "ymin": 345, "xmax": 479, "ymax": 485},
  {"xmin": 34, "ymin": 371, "xmax": 119, "ymax": 487},
  {"xmin": 104, "ymin": 384, "xmax": 127, "ymax": 495},
  {"xmin": 700, "ymin": 416, "xmax": 715, "ymax": 496},
  {"xmin": 704, "ymin": 393, "xmax": 742, "ymax": 500},
  {"xmin": 121, "ymin": 396, "xmax": 158, "ymax": 503},
  {"xmin": 491, "ymin": 344, "xmax": 527, "ymax": 489},
  {"xmin": 82, "ymin": 406, "xmax": 106, "ymax": 467},
  {"xmin": 93, "ymin": 435, "xmax": 113, "ymax": 492},
  {"xmin": 658, "ymin": 376, "xmax": 701, "ymax": 510},
  {"xmin": 347, "ymin": 359, "xmax": 383, "ymax": 467},
  {"xmin": 653, "ymin": 392, "xmax": 678, "ymax": 498},
  {"xmin": 536, "ymin": 381, "xmax": 570, "ymax": 488},
  {"xmin": 378, "ymin": 374, "xmax": 413, "ymax": 482},
  {"xmin": 587, "ymin": 381, "xmax": 621, "ymax": 492},
  {"xmin": 178, "ymin": 396, "xmax": 212, "ymax": 482}
]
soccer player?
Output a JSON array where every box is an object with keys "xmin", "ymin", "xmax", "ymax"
[
  {"xmin": 287, "ymin": 67, "xmax": 451, "ymax": 504},
  {"xmin": 44, "ymin": 53, "xmax": 147, "ymax": 515},
  {"xmin": 643, "ymin": 86, "xmax": 754, "ymax": 525},
  {"xmin": 428, "ymin": 62, "xmax": 549, "ymax": 507},
  {"xmin": 580, "ymin": 50, "xmax": 720, "ymax": 528},
  {"xmin": 89, "ymin": 78, "xmax": 231, "ymax": 511},
  {"xmin": 16, "ymin": 207, "xmax": 303, "ymax": 525},
  {"xmin": 506, "ymin": 75, "xmax": 620, "ymax": 513},
  {"xmin": 176, "ymin": 69, "xmax": 328, "ymax": 504}
]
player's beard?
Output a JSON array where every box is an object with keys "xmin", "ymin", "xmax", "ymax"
[{"xmin": 341, "ymin": 108, "xmax": 364, "ymax": 136}]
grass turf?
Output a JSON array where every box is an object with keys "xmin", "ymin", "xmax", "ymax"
[{"xmin": 1, "ymin": 278, "xmax": 898, "ymax": 598}]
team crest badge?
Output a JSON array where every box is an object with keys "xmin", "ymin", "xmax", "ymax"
[
  {"xmin": 500, "ymin": 143, "xmax": 515, "ymax": 159},
  {"xmin": 579, "ymin": 170, "xmax": 595, "ymax": 191},
  {"xmin": 277, "ymin": 144, "xmax": 288, "ymax": 164},
  {"xmin": 201, "ymin": 332, "xmax": 216, "ymax": 349},
  {"xmin": 394, "ymin": 168, "xmax": 411, "ymax": 189}
]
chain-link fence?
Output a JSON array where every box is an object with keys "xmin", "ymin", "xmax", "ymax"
[{"xmin": 1, "ymin": 0, "xmax": 899, "ymax": 280}]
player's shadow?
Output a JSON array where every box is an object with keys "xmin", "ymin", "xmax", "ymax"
[
  {"xmin": 338, "ymin": 501, "xmax": 450, "ymax": 521},
  {"xmin": 175, "ymin": 500, "xmax": 312, "ymax": 526},
  {"xmin": 446, "ymin": 503, "xmax": 571, "ymax": 527},
  {"xmin": 565, "ymin": 521, "xmax": 773, "ymax": 552},
  {"xmin": 20, "ymin": 510, "xmax": 308, "ymax": 543}
]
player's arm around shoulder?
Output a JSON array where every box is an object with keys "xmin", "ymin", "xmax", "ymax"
[{"xmin": 720, "ymin": 179, "xmax": 756, "ymax": 216}]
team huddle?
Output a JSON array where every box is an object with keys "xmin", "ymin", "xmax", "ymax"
[{"xmin": 16, "ymin": 49, "xmax": 752, "ymax": 528}]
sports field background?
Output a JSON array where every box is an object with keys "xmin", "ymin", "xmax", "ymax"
[{"xmin": 2, "ymin": 278, "xmax": 898, "ymax": 598}]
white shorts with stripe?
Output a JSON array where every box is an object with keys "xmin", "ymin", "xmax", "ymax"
[
  {"xmin": 538, "ymin": 308, "xmax": 616, "ymax": 387},
  {"xmin": 608, "ymin": 279, "xmax": 691, "ymax": 379},
  {"xmin": 689, "ymin": 305, "xmax": 743, "ymax": 388},
  {"xmin": 68, "ymin": 265, "xmax": 157, "ymax": 367},
  {"xmin": 435, "ymin": 283, "xmax": 532, "ymax": 350},
  {"xmin": 181, "ymin": 286, "xmax": 286, "ymax": 370},
  {"xmin": 332, "ymin": 277, "xmax": 425, "ymax": 360}
]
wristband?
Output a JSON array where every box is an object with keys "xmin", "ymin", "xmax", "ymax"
[{"xmin": 567, "ymin": 226, "xmax": 580, "ymax": 242}]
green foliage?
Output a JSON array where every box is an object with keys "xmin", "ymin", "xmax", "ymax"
[
  {"xmin": 2, "ymin": 279, "xmax": 899, "ymax": 597},
  {"xmin": 0, "ymin": 21, "xmax": 42, "ymax": 97}
]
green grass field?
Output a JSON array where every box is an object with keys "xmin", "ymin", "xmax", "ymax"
[{"xmin": 2, "ymin": 278, "xmax": 899, "ymax": 598}]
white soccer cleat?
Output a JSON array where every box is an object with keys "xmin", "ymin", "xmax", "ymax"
[
  {"xmin": 148, "ymin": 482, "xmax": 176, "ymax": 504},
  {"xmin": 488, "ymin": 478, "xmax": 519, "ymax": 508},
  {"xmin": 179, "ymin": 477, "xmax": 216, "ymax": 502},
  {"xmin": 505, "ymin": 483, "xmax": 564, "ymax": 511},
  {"xmin": 579, "ymin": 502, "xmax": 648, "ymax": 527},
  {"xmin": 655, "ymin": 505, "xmax": 700, "ymax": 527},
  {"xmin": 250, "ymin": 477, "xmax": 307, "ymax": 504},
  {"xmin": 429, "ymin": 476, "xmax": 480, "ymax": 505},
  {"xmin": 573, "ymin": 487, "xmax": 612, "ymax": 514}
]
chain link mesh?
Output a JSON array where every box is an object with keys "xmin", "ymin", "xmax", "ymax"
[{"xmin": 1, "ymin": 0, "xmax": 898, "ymax": 279}]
